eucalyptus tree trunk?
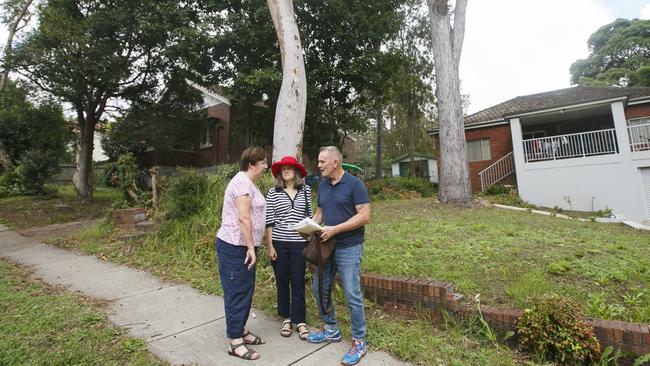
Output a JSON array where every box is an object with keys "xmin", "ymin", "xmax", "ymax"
[
  {"xmin": 375, "ymin": 98, "xmax": 383, "ymax": 179},
  {"xmin": 427, "ymin": 0, "xmax": 471, "ymax": 204},
  {"xmin": 0, "ymin": 0, "xmax": 35, "ymax": 170},
  {"xmin": 267, "ymin": 0, "xmax": 307, "ymax": 161}
]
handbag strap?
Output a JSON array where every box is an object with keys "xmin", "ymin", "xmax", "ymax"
[{"xmin": 303, "ymin": 186, "xmax": 309, "ymax": 217}]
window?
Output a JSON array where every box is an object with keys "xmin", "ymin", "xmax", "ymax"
[
  {"xmin": 466, "ymin": 139, "xmax": 491, "ymax": 162},
  {"xmin": 522, "ymin": 130, "xmax": 546, "ymax": 140},
  {"xmin": 199, "ymin": 123, "xmax": 215, "ymax": 148},
  {"xmin": 399, "ymin": 160, "xmax": 429, "ymax": 177},
  {"xmin": 628, "ymin": 117, "xmax": 650, "ymax": 127},
  {"xmin": 628, "ymin": 117, "xmax": 650, "ymax": 152}
]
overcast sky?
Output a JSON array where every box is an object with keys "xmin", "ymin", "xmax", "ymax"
[{"xmin": 460, "ymin": 0, "xmax": 650, "ymax": 114}]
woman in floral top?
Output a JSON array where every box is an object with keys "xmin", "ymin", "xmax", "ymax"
[{"xmin": 216, "ymin": 146, "xmax": 267, "ymax": 361}]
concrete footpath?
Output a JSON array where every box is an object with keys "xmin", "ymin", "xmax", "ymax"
[{"xmin": 0, "ymin": 224, "xmax": 411, "ymax": 366}]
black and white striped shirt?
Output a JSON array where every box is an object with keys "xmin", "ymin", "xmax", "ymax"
[{"xmin": 265, "ymin": 185, "xmax": 312, "ymax": 242}]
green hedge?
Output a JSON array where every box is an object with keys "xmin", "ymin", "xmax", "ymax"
[{"xmin": 364, "ymin": 176, "xmax": 437, "ymax": 200}]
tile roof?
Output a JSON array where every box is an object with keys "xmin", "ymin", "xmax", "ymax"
[{"xmin": 465, "ymin": 86, "xmax": 650, "ymax": 126}]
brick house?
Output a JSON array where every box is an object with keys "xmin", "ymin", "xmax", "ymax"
[
  {"xmin": 430, "ymin": 86, "xmax": 650, "ymax": 222},
  {"xmin": 139, "ymin": 81, "xmax": 358, "ymax": 170}
]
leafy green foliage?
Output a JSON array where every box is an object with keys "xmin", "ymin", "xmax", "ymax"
[
  {"xmin": 14, "ymin": 148, "xmax": 59, "ymax": 196},
  {"xmin": 364, "ymin": 176, "xmax": 437, "ymax": 200},
  {"xmin": 101, "ymin": 75, "xmax": 207, "ymax": 159},
  {"xmin": 0, "ymin": 80, "xmax": 70, "ymax": 169},
  {"xmin": 11, "ymin": 0, "xmax": 217, "ymax": 199},
  {"xmin": 161, "ymin": 169, "xmax": 211, "ymax": 219},
  {"xmin": 113, "ymin": 153, "xmax": 150, "ymax": 208},
  {"xmin": 518, "ymin": 295, "xmax": 601, "ymax": 364},
  {"xmin": 483, "ymin": 185, "xmax": 512, "ymax": 196},
  {"xmin": 570, "ymin": 18, "xmax": 650, "ymax": 87}
]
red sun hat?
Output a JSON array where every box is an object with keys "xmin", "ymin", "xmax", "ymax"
[{"xmin": 271, "ymin": 156, "xmax": 307, "ymax": 178}]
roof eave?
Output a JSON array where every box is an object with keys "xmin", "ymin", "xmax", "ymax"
[{"xmin": 504, "ymin": 96, "xmax": 628, "ymax": 119}]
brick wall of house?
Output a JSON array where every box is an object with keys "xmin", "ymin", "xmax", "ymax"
[
  {"xmin": 139, "ymin": 149, "xmax": 198, "ymax": 167},
  {"xmin": 434, "ymin": 123, "xmax": 514, "ymax": 192},
  {"xmin": 625, "ymin": 103, "xmax": 650, "ymax": 120},
  {"xmin": 196, "ymin": 103, "xmax": 231, "ymax": 167}
]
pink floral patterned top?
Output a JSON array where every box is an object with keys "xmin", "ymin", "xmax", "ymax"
[{"xmin": 216, "ymin": 171, "xmax": 266, "ymax": 247}]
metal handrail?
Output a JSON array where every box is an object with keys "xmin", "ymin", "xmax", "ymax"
[{"xmin": 479, "ymin": 151, "xmax": 514, "ymax": 191}]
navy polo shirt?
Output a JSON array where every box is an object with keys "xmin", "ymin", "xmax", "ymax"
[{"xmin": 317, "ymin": 172, "xmax": 370, "ymax": 248}]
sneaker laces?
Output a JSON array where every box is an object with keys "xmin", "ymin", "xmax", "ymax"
[{"xmin": 347, "ymin": 340, "xmax": 362, "ymax": 355}]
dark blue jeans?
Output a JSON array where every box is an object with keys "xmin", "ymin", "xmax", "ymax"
[
  {"xmin": 216, "ymin": 238, "xmax": 257, "ymax": 339},
  {"xmin": 271, "ymin": 240, "xmax": 307, "ymax": 324}
]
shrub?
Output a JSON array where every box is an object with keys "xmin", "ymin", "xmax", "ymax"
[
  {"xmin": 483, "ymin": 184, "xmax": 510, "ymax": 195},
  {"xmin": 365, "ymin": 176, "xmax": 437, "ymax": 200},
  {"xmin": 0, "ymin": 168, "xmax": 22, "ymax": 198},
  {"xmin": 161, "ymin": 169, "xmax": 211, "ymax": 219},
  {"xmin": 14, "ymin": 148, "xmax": 59, "ymax": 196},
  {"xmin": 113, "ymin": 153, "xmax": 150, "ymax": 208},
  {"xmin": 518, "ymin": 295, "xmax": 600, "ymax": 364}
]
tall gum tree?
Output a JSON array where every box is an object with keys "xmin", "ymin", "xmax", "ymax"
[
  {"xmin": 267, "ymin": 0, "xmax": 306, "ymax": 161},
  {"xmin": 0, "ymin": 0, "xmax": 36, "ymax": 170},
  {"xmin": 427, "ymin": 0, "xmax": 471, "ymax": 204}
]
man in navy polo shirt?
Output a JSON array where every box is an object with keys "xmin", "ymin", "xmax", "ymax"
[{"xmin": 307, "ymin": 146, "xmax": 371, "ymax": 366}]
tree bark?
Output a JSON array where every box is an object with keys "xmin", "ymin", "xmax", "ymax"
[
  {"xmin": 0, "ymin": 0, "xmax": 35, "ymax": 170},
  {"xmin": 72, "ymin": 114, "xmax": 95, "ymax": 202},
  {"xmin": 427, "ymin": 0, "xmax": 471, "ymax": 204},
  {"xmin": 0, "ymin": 0, "xmax": 34, "ymax": 94},
  {"xmin": 375, "ymin": 98, "xmax": 383, "ymax": 179},
  {"xmin": 267, "ymin": 0, "xmax": 307, "ymax": 161}
]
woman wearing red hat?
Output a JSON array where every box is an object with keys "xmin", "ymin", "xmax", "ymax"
[{"xmin": 265, "ymin": 155, "xmax": 312, "ymax": 341}]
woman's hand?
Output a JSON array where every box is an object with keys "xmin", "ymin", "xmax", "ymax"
[
  {"xmin": 267, "ymin": 245, "xmax": 277, "ymax": 262},
  {"xmin": 244, "ymin": 247, "xmax": 257, "ymax": 269}
]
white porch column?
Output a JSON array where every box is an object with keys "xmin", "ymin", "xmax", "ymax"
[
  {"xmin": 509, "ymin": 118, "xmax": 525, "ymax": 177},
  {"xmin": 611, "ymin": 101, "xmax": 631, "ymax": 159}
]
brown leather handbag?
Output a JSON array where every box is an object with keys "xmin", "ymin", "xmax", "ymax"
[{"xmin": 303, "ymin": 234, "xmax": 336, "ymax": 315}]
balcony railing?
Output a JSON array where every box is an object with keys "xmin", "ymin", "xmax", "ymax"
[
  {"xmin": 628, "ymin": 122, "xmax": 650, "ymax": 152},
  {"xmin": 523, "ymin": 129, "xmax": 618, "ymax": 163}
]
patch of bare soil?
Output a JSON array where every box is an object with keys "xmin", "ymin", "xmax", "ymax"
[{"xmin": 19, "ymin": 219, "xmax": 99, "ymax": 242}]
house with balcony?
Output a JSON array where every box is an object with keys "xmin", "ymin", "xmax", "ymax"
[{"xmin": 430, "ymin": 86, "xmax": 650, "ymax": 222}]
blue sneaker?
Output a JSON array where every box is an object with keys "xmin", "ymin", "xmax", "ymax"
[
  {"xmin": 306, "ymin": 327, "xmax": 341, "ymax": 343},
  {"xmin": 341, "ymin": 339, "xmax": 367, "ymax": 365}
]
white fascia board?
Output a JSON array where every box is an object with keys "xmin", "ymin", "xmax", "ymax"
[
  {"xmin": 505, "ymin": 97, "xmax": 627, "ymax": 119},
  {"xmin": 186, "ymin": 79, "xmax": 231, "ymax": 107},
  {"xmin": 627, "ymin": 97, "xmax": 650, "ymax": 106},
  {"xmin": 428, "ymin": 120, "xmax": 508, "ymax": 135}
]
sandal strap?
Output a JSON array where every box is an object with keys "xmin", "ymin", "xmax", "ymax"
[
  {"xmin": 243, "ymin": 331, "xmax": 265, "ymax": 345},
  {"xmin": 230, "ymin": 342, "xmax": 258, "ymax": 360},
  {"xmin": 296, "ymin": 323, "xmax": 308, "ymax": 333}
]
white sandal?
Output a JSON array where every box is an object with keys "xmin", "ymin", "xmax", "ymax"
[
  {"xmin": 280, "ymin": 319, "xmax": 292, "ymax": 337},
  {"xmin": 296, "ymin": 323, "xmax": 309, "ymax": 341}
]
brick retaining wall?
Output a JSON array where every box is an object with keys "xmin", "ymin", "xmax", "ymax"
[{"xmin": 360, "ymin": 272, "xmax": 650, "ymax": 358}]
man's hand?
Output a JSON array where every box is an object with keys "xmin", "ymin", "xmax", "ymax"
[
  {"xmin": 244, "ymin": 247, "xmax": 256, "ymax": 269},
  {"xmin": 320, "ymin": 226, "xmax": 338, "ymax": 241}
]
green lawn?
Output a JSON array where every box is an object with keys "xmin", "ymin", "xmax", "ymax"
[
  {"xmin": 51, "ymin": 219, "xmax": 533, "ymax": 365},
  {"xmin": 0, "ymin": 185, "xmax": 120, "ymax": 230},
  {"xmin": 0, "ymin": 258, "xmax": 166, "ymax": 366},
  {"xmin": 10, "ymin": 187, "xmax": 649, "ymax": 364},
  {"xmin": 365, "ymin": 198, "xmax": 650, "ymax": 322}
]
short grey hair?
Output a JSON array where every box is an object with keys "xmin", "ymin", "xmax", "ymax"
[{"xmin": 319, "ymin": 146, "xmax": 342, "ymax": 161}]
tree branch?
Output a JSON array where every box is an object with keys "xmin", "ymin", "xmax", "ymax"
[
  {"xmin": 0, "ymin": 0, "xmax": 35, "ymax": 94},
  {"xmin": 452, "ymin": 0, "xmax": 468, "ymax": 70}
]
